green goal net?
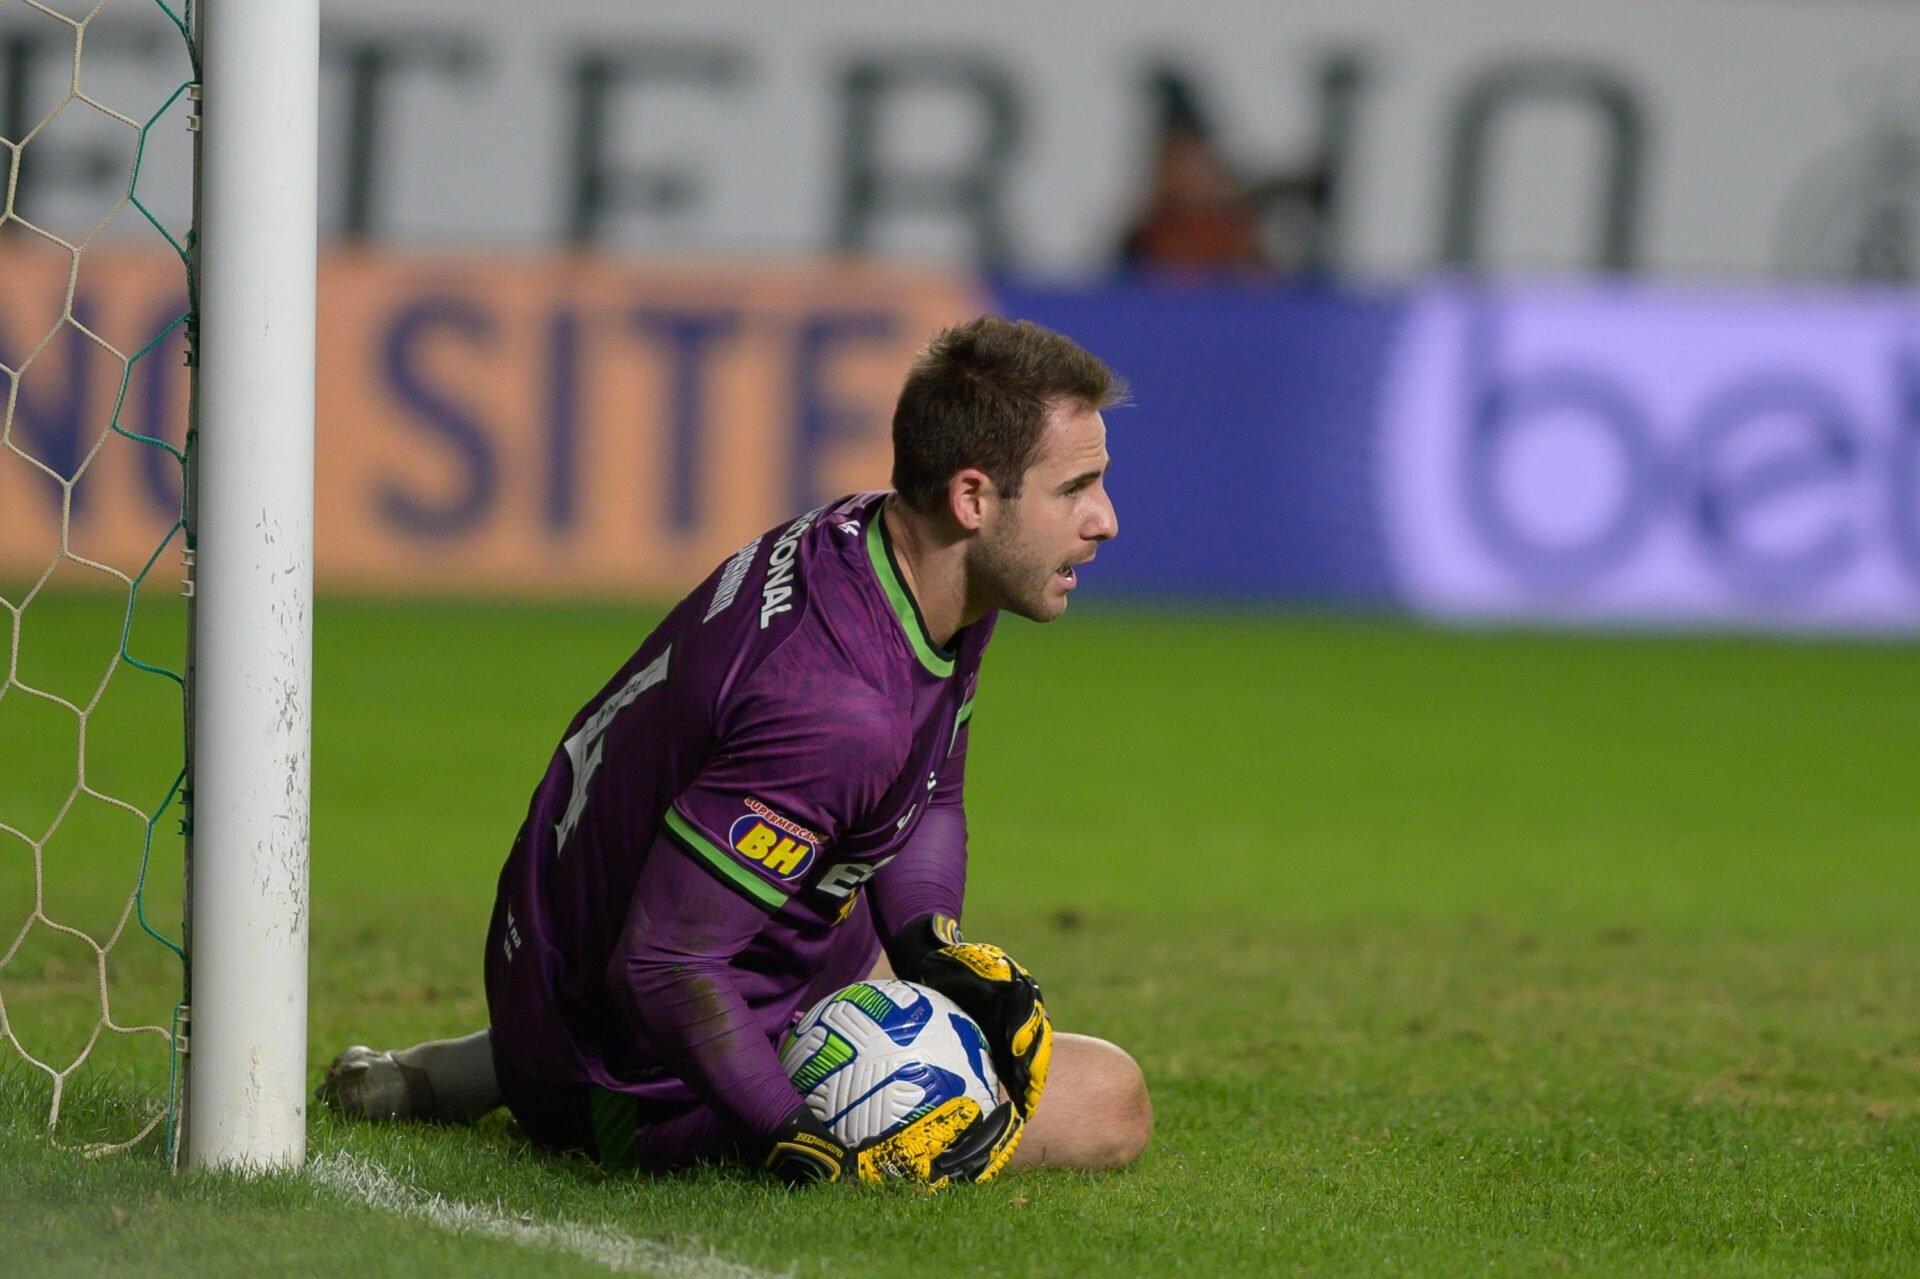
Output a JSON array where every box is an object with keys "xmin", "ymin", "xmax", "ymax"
[{"xmin": 0, "ymin": 0, "xmax": 198, "ymax": 1157}]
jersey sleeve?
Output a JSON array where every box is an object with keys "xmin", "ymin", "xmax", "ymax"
[
  {"xmin": 610, "ymin": 828, "xmax": 809, "ymax": 1139},
  {"xmin": 869, "ymin": 803, "xmax": 966, "ymax": 941},
  {"xmin": 663, "ymin": 674, "xmax": 900, "ymax": 912},
  {"xmin": 932, "ymin": 692, "xmax": 973, "ymax": 808},
  {"xmin": 869, "ymin": 676, "xmax": 978, "ymax": 939}
]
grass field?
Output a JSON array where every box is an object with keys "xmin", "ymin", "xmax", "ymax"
[{"xmin": 5, "ymin": 590, "xmax": 1919, "ymax": 1276}]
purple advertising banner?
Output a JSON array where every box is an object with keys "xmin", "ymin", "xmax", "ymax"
[{"xmin": 1375, "ymin": 284, "xmax": 1920, "ymax": 633}]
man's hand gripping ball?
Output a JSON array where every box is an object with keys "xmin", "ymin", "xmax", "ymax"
[
  {"xmin": 892, "ymin": 914, "xmax": 1054, "ymax": 1120},
  {"xmin": 762, "ymin": 1106, "xmax": 854, "ymax": 1185},
  {"xmin": 763, "ymin": 1097, "xmax": 1025, "ymax": 1190},
  {"xmin": 765, "ymin": 913, "xmax": 1051, "ymax": 1190}
]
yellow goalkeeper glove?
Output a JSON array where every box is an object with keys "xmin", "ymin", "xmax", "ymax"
[
  {"xmin": 855, "ymin": 1095, "xmax": 1025, "ymax": 1189},
  {"xmin": 890, "ymin": 914, "xmax": 1053, "ymax": 1119},
  {"xmin": 762, "ymin": 1097, "xmax": 1025, "ymax": 1189}
]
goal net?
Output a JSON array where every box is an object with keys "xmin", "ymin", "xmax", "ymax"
[
  {"xmin": 0, "ymin": 0, "xmax": 198, "ymax": 1158},
  {"xmin": 1, "ymin": 0, "xmax": 315, "ymax": 1169}
]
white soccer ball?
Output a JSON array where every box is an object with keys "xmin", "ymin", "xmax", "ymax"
[{"xmin": 780, "ymin": 979, "xmax": 1000, "ymax": 1149}]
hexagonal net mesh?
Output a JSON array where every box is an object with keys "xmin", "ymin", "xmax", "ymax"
[{"xmin": 0, "ymin": 0, "xmax": 196, "ymax": 1158}]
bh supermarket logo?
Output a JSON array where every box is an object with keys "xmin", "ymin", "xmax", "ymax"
[
  {"xmin": 1376, "ymin": 284, "xmax": 1920, "ymax": 632},
  {"xmin": 728, "ymin": 800, "xmax": 820, "ymax": 881}
]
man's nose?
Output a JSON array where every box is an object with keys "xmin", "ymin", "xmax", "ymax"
[{"xmin": 1090, "ymin": 491, "xmax": 1118, "ymax": 542}]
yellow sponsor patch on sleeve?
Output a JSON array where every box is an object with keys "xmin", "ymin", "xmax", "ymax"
[{"xmin": 726, "ymin": 799, "xmax": 820, "ymax": 880}]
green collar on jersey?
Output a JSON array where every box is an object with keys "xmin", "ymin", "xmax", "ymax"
[{"xmin": 867, "ymin": 503, "xmax": 958, "ymax": 678}]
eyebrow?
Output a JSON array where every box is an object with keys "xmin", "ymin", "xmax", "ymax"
[{"xmin": 1058, "ymin": 459, "xmax": 1110, "ymax": 493}]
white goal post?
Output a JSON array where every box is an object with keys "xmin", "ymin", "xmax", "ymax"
[{"xmin": 182, "ymin": 0, "xmax": 318, "ymax": 1171}]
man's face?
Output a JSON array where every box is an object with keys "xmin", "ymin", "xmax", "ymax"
[{"xmin": 970, "ymin": 405, "xmax": 1118, "ymax": 623}]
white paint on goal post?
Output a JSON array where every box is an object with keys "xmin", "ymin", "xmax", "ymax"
[
  {"xmin": 308, "ymin": 1154, "xmax": 789, "ymax": 1279},
  {"xmin": 184, "ymin": 0, "xmax": 319, "ymax": 1170}
]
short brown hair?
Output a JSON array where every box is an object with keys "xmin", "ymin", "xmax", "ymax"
[{"xmin": 890, "ymin": 316, "xmax": 1127, "ymax": 512}]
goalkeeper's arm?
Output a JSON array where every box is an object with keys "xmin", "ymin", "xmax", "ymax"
[
  {"xmin": 608, "ymin": 832, "xmax": 810, "ymax": 1145},
  {"xmin": 870, "ymin": 805, "xmax": 1053, "ymax": 1119},
  {"xmin": 611, "ymin": 829, "xmax": 1018, "ymax": 1186}
]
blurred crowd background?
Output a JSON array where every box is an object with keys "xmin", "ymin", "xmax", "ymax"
[{"xmin": 4, "ymin": 0, "xmax": 1920, "ymax": 633}]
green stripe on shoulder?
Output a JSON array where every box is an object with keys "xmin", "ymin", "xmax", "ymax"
[{"xmin": 663, "ymin": 807, "xmax": 789, "ymax": 910}]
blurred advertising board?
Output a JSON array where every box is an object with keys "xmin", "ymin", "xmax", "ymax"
[
  {"xmin": 11, "ymin": 1, "xmax": 1920, "ymax": 280},
  {"xmin": 1376, "ymin": 286, "xmax": 1920, "ymax": 632},
  {"xmin": 1006, "ymin": 280, "xmax": 1920, "ymax": 635},
  {"xmin": 0, "ymin": 250, "xmax": 982, "ymax": 596},
  {"xmin": 4, "ymin": 250, "xmax": 1917, "ymax": 634}
]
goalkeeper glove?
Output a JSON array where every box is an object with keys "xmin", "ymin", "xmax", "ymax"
[
  {"xmin": 762, "ymin": 1105, "xmax": 852, "ymax": 1185},
  {"xmin": 762, "ymin": 1097, "xmax": 1026, "ymax": 1189},
  {"xmin": 890, "ymin": 914, "xmax": 1053, "ymax": 1119},
  {"xmin": 858, "ymin": 1095, "xmax": 1025, "ymax": 1188}
]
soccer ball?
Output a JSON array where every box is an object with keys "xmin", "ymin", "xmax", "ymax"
[{"xmin": 780, "ymin": 979, "xmax": 1001, "ymax": 1149}]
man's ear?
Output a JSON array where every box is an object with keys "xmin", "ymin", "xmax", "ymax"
[{"xmin": 947, "ymin": 468, "xmax": 994, "ymax": 533}]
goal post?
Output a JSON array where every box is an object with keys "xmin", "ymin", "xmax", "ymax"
[{"xmin": 181, "ymin": 0, "xmax": 318, "ymax": 1171}]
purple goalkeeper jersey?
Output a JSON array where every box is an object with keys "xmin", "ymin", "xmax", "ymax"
[{"xmin": 485, "ymin": 491, "xmax": 990, "ymax": 1139}]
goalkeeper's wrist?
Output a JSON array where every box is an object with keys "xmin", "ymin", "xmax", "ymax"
[
  {"xmin": 762, "ymin": 1103, "xmax": 850, "ymax": 1185},
  {"xmin": 885, "ymin": 912, "xmax": 963, "ymax": 982}
]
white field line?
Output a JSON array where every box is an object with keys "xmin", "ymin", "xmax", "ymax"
[{"xmin": 309, "ymin": 1152, "xmax": 789, "ymax": 1279}]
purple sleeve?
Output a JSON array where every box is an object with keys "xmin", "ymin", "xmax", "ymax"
[
  {"xmin": 665, "ymin": 676, "xmax": 900, "ymax": 912},
  {"xmin": 607, "ymin": 830, "xmax": 805, "ymax": 1140},
  {"xmin": 869, "ymin": 803, "xmax": 967, "ymax": 942},
  {"xmin": 869, "ymin": 711, "xmax": 971, "ymax": 941}
]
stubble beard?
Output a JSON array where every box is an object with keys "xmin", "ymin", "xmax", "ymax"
[{"xmin": 969, "ymin": 522, "xmax": 1065, "ymax": 624}]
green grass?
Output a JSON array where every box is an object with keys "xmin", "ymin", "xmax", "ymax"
[{"xmin": 5, "ymin": 591, "xmax": 1919, "ymax": 1276}]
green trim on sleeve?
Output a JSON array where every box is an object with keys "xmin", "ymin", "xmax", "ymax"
[
  {"xmin": 589, "ymin": 1087, "xmax": 641, "ymax": 1167},
  {"xmin": 866, "ymin": 507, "xmax": 956, "ymax": 678},
  {"xmin": 663, "ymin": 807, "xmax": 790, "ymax": 911}
]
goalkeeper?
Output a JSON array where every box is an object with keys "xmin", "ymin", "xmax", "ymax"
[{"xmin": 319, "ymin": 317, "xmax": 1151, "ymax": 1185}]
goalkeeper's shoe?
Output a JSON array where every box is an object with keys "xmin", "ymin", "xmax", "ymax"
[
  {"xmin": 892, "ymin": 915, "xmax": 1053, "ymax": 1118},
  {"xmin": 315, "ymin": 1045, "xmax": 432, "ymax": 1121}
]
